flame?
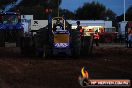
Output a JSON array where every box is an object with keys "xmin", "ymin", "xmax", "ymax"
[{"xmin": 81, "ymin": 67, "xmax": 89, "ymax": 78}]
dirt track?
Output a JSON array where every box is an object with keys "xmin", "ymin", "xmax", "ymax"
[{"xmin": 0, "ymin": 43, "xmax": 131, "ymax": 88}]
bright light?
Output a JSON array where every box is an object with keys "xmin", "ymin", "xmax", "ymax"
[
  {"xmin": 71, "ymin": 26, "xmax": 77, "ymax": 29},
  {"xmin": 72, "ymin": 26, "xmax": 103, "ymax": 30}
]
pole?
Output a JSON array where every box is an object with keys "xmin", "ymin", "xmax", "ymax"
[
  {"xmin": 124, "ymin": 0, "xmax": 126, "ymax": 21},
  {"xmin": 58, "ymin": 0, "xmax": 59, "ymax": 17}
]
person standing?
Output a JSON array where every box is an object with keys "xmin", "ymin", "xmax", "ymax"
[
  {"xmin": 76, "ymin": 21, "xmax": 82, "ymax": 31},
  {"xmin": 94, "ymin": 31, "xmax": 100, "ymax": 46},
  {"xmin": 76, "ymin": 21, "xmax": 83, "ymax": 42},
  {"xmin": 128, "ymin": 32, "xmax": 132, "ymax": 48}
]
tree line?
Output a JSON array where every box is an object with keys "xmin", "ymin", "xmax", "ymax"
[{"xmin": 0, "ymin": 0, "xmax": 132, "ymax": 22}]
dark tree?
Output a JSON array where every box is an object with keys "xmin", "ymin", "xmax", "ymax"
[
  {"xmin": 126, "ymin": 6, "xmax": 132, "ymax": 21},
  {"xmin": 59, "ymin": 9, "xmax": 75, "ymax": 19},
  {"xmin": 117, "ymin": 6, "xmax": 132, "ymax": 22},
  {"xmin": 10, "ymin": 0, "xmax": 62, "ymax": 19},
  {"xmin": 75, "ymin": 1, "xmax": 116, "ymax": 20},
  {"xmin": 0, "ymin": 0, "xmax": 17, "ymax": 11}
]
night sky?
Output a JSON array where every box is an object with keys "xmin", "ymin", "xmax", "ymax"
[{"xmin": 60, "ymin": 0, "xmax": 132, "ymax": 16}]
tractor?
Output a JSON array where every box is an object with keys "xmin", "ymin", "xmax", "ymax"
[
  {"xmin": 21, "ymin": 17, "xmax": 81, "ymax": 57},
  {"xmin": 20, "ymin": 16, "xmax": 93, "ymax": 58}
]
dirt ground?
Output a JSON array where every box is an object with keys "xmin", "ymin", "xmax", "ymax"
[{"xmin": 0, "ymin": 43, "xmax": 131, "ymax": 88}]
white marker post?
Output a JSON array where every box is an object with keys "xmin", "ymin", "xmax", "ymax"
[{"xmin": 124, "ymin": 0, "xmax": 126, "ymax": 21}]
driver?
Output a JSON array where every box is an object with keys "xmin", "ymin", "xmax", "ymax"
[
  {"xmin": 53, "ymin": 19, "xmax": 63, "ymax": 31},
  {"xmin": 56, "ymin": 19, "xmax": 63, "ymax": 26}
]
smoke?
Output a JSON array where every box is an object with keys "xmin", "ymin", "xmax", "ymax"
[{"xmin": 4, "ymin": 0, "xmax": 23, "ymax": 12}]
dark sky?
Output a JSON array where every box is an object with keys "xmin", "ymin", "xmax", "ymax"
[{"xmin": 60, "ymin": 0, "xmax": 132, "ymax": 16}]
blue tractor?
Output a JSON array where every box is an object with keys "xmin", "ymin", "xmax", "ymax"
[
  {"xmin": 33, "ymin": 17, "xmax": 82, "ymax": 57},
  {"xmin": 20, "ymin": 16, "xmax": 93, "ymax": 58},
  {"xmin": 19, "ymin": 16, "xmax": 82, "ymax": 57},
  {"xmin": 0, "ymin": 12, "xmax": 24, "ymax": 46}
]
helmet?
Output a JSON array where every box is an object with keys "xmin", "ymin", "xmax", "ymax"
[{"xmin": 57, "ymin": 19, "xmax": 60, "ymax": 22}]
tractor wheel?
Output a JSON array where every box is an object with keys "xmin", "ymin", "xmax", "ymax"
[
  {"xmin": 81, "ymin": 36, "xmax": 93, "ymax": 56},
  {"xmin": 70, "ymin": 29, "xmax": 81, "ymax": 57},
  {"xmin": 88, "ymin": 35, "xmax": 94, "ymax": 55},
  {"xmin": 20, "ymin": 37, "xmax": 36, "ymax": 56},
  {"xmin": 43, "ymin": 45, "xmax": 52, "ymax": 58},
  {"xmin": 16, "ymin": 30, "xmax": 24, "ymax": 47},
  {"xmin": 36, "ymin": 45, "xmax": 52, "ymax": 58},
  {"xmin": 35, "ymin": 27, "xmax": 53, "ymax": 58},
  {"xmin": 0, "ymin": 30, "xmax": 5, "ymax": 47}
]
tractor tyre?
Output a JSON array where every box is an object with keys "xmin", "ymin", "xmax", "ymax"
[
  {"xmin": 0, "ymin": 30, "xmax": 5, "ymax": 47},
  {"xmin": 43, "ymin": 45, "xmax": 52, "ymax": 58},
  {"xmin": 20, "ymin": 37, "xmax": 36, "ymax": 56},
  {"xmin": 35, "ymin": 27, "xmax": 52, "ymax": 58},
  {"xmin": 88, "ymin": 35, "xmax": 94, "ymax": 55},
  {"xmin": 70, "ymin": 29, "xmax": 81, "ymax": 58},
  {"xmin": 81, "ymin": 36, "xmax": 93, "ymax": 56}
]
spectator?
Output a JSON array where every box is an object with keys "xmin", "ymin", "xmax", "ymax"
[
  {"xmin": 119, "ymin": 34, "xmax": 123, "ymax": 43},
  {"xmin": 94, "ymin": 31, "xmax": 100, "ymax": 46},
  {"xmin": 128, "ymin": 32, "xmax": 132, "ymax": 48},
  {"xmin": 76, "ymin": 21, "xmax": 82, "ymax": 31}
]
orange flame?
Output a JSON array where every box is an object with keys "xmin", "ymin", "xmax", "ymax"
[{"xmin": 81, "ymin": 67, "xmax": 89, "ymax": 78}]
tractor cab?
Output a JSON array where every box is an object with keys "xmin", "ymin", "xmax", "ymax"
[{"xmin": 52, "ymin": 17, "xmax": 68, "ymax": 33}]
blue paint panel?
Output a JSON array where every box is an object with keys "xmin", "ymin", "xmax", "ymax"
[{"xmin": 0, "ymin": 12, "xmax": 23, "ymax": 30}]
